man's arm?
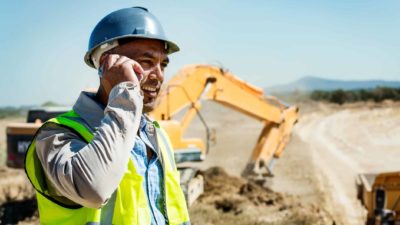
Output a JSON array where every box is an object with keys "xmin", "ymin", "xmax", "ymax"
[{"xmin": 36, "ymin": 82, "xmax": 142, "ymax": 208}]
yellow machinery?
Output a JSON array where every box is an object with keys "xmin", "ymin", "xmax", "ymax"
[
  {"xmin": 6, "ymin": 107, "xmax": 70, "ymax": 168},
  {"xmin": 357, "ymin": 172, "xmax": 400, "ymax": 224},
  {"xmin": 6, "ymin": 64, "xmax": 299, "ymax": 205},
  {"xmin": 150, "ymin": 64, "xmax": 299, "ymax": 180}
]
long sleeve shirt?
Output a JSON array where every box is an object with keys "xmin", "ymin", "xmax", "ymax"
[{"xmin": 35, "ymin": 82, "xmax": 167, "ymax": 224}]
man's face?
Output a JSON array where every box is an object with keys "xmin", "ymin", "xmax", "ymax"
[{"xmin": 112, "ymin": 39, "xmax": 169, "ymax": 112}]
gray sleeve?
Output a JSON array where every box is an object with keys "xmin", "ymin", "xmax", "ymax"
[{"xmin": 35, "ymin": 82, "xmax": 143, "ymax": 208}]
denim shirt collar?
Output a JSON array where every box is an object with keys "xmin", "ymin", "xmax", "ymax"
[{"xmin": 139, "ymin": 116, "xmax": 147, "ymax": 130}]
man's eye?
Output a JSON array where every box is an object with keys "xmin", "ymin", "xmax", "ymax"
[{"xmin": 140, "ymin": 60, "xmax": 152, "ymax": 67}]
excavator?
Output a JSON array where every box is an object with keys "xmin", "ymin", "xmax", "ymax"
[
  {"xmin": 6, "ymin": 64, "xmax": 299, "ymax": 205},
  {"xmin": 149, "ymin": 64, "xmax": 299, "ymax": 204}
]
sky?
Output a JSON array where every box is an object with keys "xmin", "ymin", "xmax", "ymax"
[{"xmin": 0, "ymin": 1, "xmax": 399, "ymax": 106}]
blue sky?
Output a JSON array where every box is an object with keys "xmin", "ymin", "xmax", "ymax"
[{"xmin": 1, "ymin": 1, "xmax": 399, "ymax": 106}]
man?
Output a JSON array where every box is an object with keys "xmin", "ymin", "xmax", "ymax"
[{"xmin": 25, "ymin": 7, "xmax": 190, "ymax": 225}]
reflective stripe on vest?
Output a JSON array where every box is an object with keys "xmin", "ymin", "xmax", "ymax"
[{"xmin": 25, "ymin": 110, "xmax": 190, "ymax": 225}]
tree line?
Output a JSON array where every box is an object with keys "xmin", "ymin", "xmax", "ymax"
[
  {"xmin": 310, "ymin": 87, "xmax": 400, "ymax": 104},
  {"xmin": 0, "ymin": 107, "xmax": 27, "ymax": 119}
]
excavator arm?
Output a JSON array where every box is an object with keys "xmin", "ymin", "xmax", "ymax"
[{"xmin": 150, "ymin": 64, "xmax": 299, "ymax": 177}]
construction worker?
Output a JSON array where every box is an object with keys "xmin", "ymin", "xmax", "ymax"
[{"xmin": 25, "ymin": 7, "xmax": 190, "ymax": 225}]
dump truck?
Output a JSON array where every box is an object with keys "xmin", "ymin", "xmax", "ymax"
[
  {"xmin": 5, "ymin": 64, "xmax": 299, "ymax": 205},
  {"xmin": 357, "ymin": 172, "xmax": 400, "ymax": 225},
  {"xmin": 6, "ymin": 107, "xmax": 69, "ymax": 168}
]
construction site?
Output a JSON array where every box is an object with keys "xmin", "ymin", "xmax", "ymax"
[
  {"xmin": 0, "ymin": 64, "xmax": 399, "ymax": 225},
  {"xmin": 1, "ymin": 1, "xmax": 399, "ymax": 224}
]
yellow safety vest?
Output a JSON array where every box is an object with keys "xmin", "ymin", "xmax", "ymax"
[{"xmin": 25, "ymin": 110, "xmax": 190, "ymax": 225}]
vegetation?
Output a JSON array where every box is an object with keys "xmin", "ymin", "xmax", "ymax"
[
  {"xmin": 310, "ymin": 87, "xmax": 400, "ymax": 104},
  {"xmin": 0, "ymin": 101, "xmax": 65, "ymax": 119},
  {"xmin": 0, "ymin": 107, "xmax": 27, "ymax": 119}
]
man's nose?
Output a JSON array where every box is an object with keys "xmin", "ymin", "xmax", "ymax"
[{"xmin": 148, "ymin": 64, "xmax": 163, "ymax": 80}]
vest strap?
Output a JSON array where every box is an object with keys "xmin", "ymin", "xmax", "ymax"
[{"xmin": 156, "ymin": 128, "xmax": 176, "ymax": 171}]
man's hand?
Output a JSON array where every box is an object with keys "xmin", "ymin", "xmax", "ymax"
[{"xmin": 99, "ymin": 54, "xmax": 144, "ymax": 97}]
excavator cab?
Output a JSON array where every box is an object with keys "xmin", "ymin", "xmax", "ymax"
[{"xmin": 158, "ymin": 120, "xmax": 205, "ymax": 163}]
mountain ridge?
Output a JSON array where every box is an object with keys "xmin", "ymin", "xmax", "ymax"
[{"xmin": 267, "ymin": 76, "xmax": 400, "ymax": 93}]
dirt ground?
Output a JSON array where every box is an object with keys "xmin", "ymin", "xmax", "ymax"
[
  {"xmin": 185, "ymin": 102, "xmax": 336, "ymax": 225},
  {"xmin": 186, "ymin": 101, "xmax": 400, "ymax": 225},
  {"xmin": 291, "ymin": 101, "xmax": 400, "ymax": 225},
  {"xmin": 0, "ymin": 101, "xmax": 399, "ymax": 224}
]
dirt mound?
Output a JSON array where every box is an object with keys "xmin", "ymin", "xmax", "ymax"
[
  {"xmin": 0, "ymin": 167, "xmax": 37, "ymax": 225},
  {"xmin": 190, "ymin": 167, "xmax": 334, "ymax": 225}
]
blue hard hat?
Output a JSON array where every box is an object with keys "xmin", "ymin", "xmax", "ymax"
[{"xmin": 84, "ymin": 7, "xmax": 179, "ymax": 68}]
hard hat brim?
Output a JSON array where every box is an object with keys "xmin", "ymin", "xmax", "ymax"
[{"xmin": 84, "ymin": 35, "xmax": 180, "ymax": 69}]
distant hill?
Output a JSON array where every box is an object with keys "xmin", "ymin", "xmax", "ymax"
[{"xmin": 267, "ymin": 76, "xmax": 400, "ymax": 93}]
